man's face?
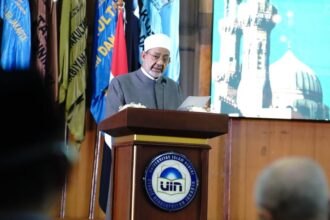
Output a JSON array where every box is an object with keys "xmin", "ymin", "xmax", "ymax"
[{"xmin": 141, "ymin": 47, "xmax": 171, "ymax": 78}]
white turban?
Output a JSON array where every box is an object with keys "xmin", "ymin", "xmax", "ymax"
[{"xmin": 144, "ymin": 33, "xmax": 171, "ymax": 52}]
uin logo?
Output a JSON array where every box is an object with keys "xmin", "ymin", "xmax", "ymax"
[
  {"xmin": 144, "ymin": 152, "xmax": 199, "ymax": 212},
  {"xmin": 157, "ymin": 166, "xmax": 186, "ymax": 195}
]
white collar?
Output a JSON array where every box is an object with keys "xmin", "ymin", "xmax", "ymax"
[{"xmin": 141, "ymin": 67, "xmax": 158, "ymax": 81}]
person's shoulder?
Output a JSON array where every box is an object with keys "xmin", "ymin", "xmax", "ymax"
[
  {"xmin": 109, "ymin": 71, "xmax": 132, "ymax": 84},
  {"xmin": 162, "ymin": 76, "xmax": 179, "ymax": 86},
  {"xmin": 115, "ymin": 69, "xmax": 140, "ymax": 81}
]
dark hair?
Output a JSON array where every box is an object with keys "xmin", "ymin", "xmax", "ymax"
[
  {"xmin": 0, "ymin": 68, "xmax": 60, "ymax": 146},
  {"xmin": 0, "ymin": 68, "xmax": 71, "ymax": 210}
]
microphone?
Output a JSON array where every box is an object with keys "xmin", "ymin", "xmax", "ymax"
[
  {"xmin": 161, "ymin": 78, "xmax": 166, "ymax": 110},
  {"xmin": 161, "ymin": 78, "xmax": 167, "ymax": 85}
]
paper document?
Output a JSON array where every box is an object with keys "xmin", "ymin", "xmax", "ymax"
[{"xmin": 177, "ymin": 96, "xmax": 210, "ymax": 111}]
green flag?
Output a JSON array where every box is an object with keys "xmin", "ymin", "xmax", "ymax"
[{"xmin": 59, "ymin": 0, "xmax": 88, "ymax": 148}]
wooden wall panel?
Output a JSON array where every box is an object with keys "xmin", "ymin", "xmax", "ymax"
[
  {"xmin": 224, "ymin": 119, "xmax": 330, "ymax": 220},
  {"xmin": 314, "ymin": 123, "xmax": 330, "ymax": 174},
  {"xmin": 289, "ymin": 121, "xmax": 315, "ymax": 156},
  {"xmin": 207, "ymin": 136, "xmax": 226, "ymax": 220},
  {"xmin": 268, "ymin": 121, "xmax": 291, "ymax": 158},
  {"xmin": 228, "ymin": 119, "xmax": 248, "ymax": 220}
]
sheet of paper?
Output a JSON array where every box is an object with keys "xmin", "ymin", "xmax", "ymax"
[{"xmin": 177, "ymin": 96, "xmax": 210, "ymax": 111}]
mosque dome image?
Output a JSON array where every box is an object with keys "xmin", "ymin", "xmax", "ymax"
[
  {"xmin": 269, "ymin": 50, "xmax": 329, "ymax": 119},
  {"xmin": 160, "ymin": 167, "xmax": 183, "ymax": 180},
  {"xmin": 211, "ymin": 0, "xmax": 329, "ymax": 120}
]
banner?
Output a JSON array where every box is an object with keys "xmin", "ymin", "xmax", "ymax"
[
  {"xmin": 125, "ymin": 0, "xmax": 140, "ymax": 72},
  {"xmin": 99, "ymin": 5, "xmax": 129, "ymax": 213},
  {"xmin": 35, "ymin": 0, "xmax": 48, "ymax": 80},
  {"xmin": 90, "ymin": 0, "xmax": 118, "ymax": 123},
  {"xmin": 0, "ymin": 0, "xmax": 31, "ymax": 71},
  {"xmin": 59, "ymin": 0, "xmax": 88, "ymax": 147}
]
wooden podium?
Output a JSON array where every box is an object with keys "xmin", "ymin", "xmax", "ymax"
[{"xmin": 98, "ymin": 108, "xmax": 228, "ymax": 220}]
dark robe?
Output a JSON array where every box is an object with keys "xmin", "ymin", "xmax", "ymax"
[
  {"xmin": 99, "ymin": 68, "xmax": 182, "ymax": 212},
  {"xmin": 105, "ymin": 68, "xmax": 182, "ymax": 117}
]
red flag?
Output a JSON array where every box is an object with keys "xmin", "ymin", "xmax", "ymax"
[{"xmin": 111, "ymin": 7, "xmax": 128, "ymax": 77}]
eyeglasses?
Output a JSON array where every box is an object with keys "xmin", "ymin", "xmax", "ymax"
[{"xmin": 146, "ymin": 52, "xmax": 170, "ymax": 64}]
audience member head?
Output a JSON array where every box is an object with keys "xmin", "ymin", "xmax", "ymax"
[
  {"xmin": 255, "ymin": 157, "xmax": 329, "ymax": 220},
  {"xmin": 0, "ymin": 68, "xmax": 75, "ymax": 214},
  {"xmin": 141, "ymin": 33, "xmax": 171, "ymax": 79}
]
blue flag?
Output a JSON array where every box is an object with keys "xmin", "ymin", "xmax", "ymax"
[
  {"xmin": 0, "ymin": 0, "xmax": 31, "ymax": 71},
  {"xmin": 90, "ymin": 0, "xmax": 118, "ymax": 123},
  {"xmin": 139, "ymin": 0, "xmax": 180, "ymax": 82},
  {"xmin": 160, "ymin": 0, "xmax": 180, "ymax": 82}
]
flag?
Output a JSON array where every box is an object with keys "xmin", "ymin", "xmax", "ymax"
[
  {"xmin": 90, "ymin": 0, "xmax": 118, "ymax": 124},
  {"xmin": 111, "ymin": 7, "xmax": 128, "ymax": 76},
  {"xmin": 99, "ymin": 5, "xmax": 129, "ymax": 213},
  {"xmin": 92, "ymin": 0, "xmax": 118, "ymax": 211},
  {"xmin": 139, "ymin": 0, "xmax": 180, "ymax": 82},
  {"xmin": 138, "ymin": 0, "xmax": 153, "ymax": 51},
  {"xmin": 0, "ymin": 0, "xmax": 31, "ymax": 71},
  {"xmin": 125, "ymin": 0, "xmax": 141, "ymax": 72},
  {"xmin": 34, "ymin": 0, "xmax": 48, "ymax": 80},
  {"xmin": 48, "ymin": 0, "xmax": 59, "ymax": 103},
  {"xmin": 0, "ymin": 1, "xmax": 4, "ymax": 16},
  {"xmin": 160, "ymin": 0, "xmax": 180, "ymax": 82},
  {"xmin": 59, "ymin": 0, "xmax": 88, "ymax": 148}
]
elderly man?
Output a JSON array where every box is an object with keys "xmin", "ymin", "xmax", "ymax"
[
  {"xmin": 99, "ymin": 33, "xmax": 183, "ymax": 212},
  {"xmin": 254, "ymin": 157, "xmax": 329, "ymax": 220},
  {"xmin": 105, "ymin": 33, "xmax": 182, "ymax": 117}
]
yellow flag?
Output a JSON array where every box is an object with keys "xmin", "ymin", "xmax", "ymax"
[{"xmin": 59, "ymin": 0, "xmax": 88, "ymax": 148}]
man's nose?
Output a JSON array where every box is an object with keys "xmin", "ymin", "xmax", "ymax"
[{"xmin": 156, "ymin": 58, "xmax": 166, "ymax": 65}]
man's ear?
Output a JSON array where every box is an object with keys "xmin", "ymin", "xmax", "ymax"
[
  {"xmin": 141, "ymin": 51, "xmax": 147, "ymax": 60},
  {"xmin": 257, "ymin": 208, "xmax": 273, "ymax": 220}
]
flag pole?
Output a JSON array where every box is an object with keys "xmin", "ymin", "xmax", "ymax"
[
  {"xmin": 106, "ymin": 3, "xmax": 127, "ymax": 218},
  {"xmin": 60, "ymin": 121, "xmax": 69, "ymax": 218},
  {"xmin": 89, "ymin": 129, "xmax": 103, "ymax": 219}
]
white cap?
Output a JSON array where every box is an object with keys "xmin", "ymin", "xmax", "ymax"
[{"xmin": 144, "ymin": 33, "xmax": 171, "ymax": 52}]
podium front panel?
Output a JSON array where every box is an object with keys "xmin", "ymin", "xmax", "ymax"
[{"xmin": 111, "ymin": 141, "xmax": 210, "ymax": 220}]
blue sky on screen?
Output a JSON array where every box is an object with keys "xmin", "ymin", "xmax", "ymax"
[{"xmin": 212, "ymin": 0, "xmax": 330, "ymax": 107}]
